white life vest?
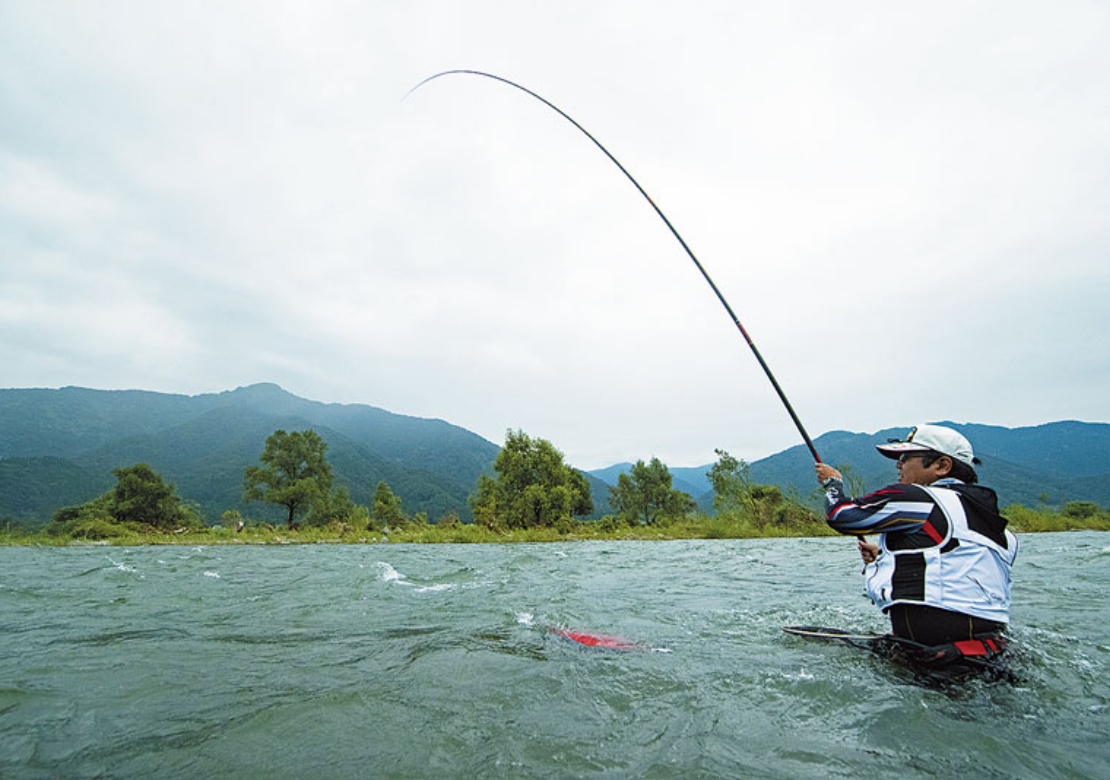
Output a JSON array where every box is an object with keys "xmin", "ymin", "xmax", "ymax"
[{"xmin": 863, "ymin": 485, "xmax": 1018, "ymax": 623}]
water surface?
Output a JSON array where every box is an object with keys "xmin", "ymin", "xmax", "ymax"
[{"xmin": 2, "ymin": 533, "xmax": 1107, "ymax": 778}]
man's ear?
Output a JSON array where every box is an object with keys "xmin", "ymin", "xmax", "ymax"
[{"xmin": 935, "ymin": 456, "xmax": 954, "ymax": 477}]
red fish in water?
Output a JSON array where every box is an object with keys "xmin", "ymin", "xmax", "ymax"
[{"xmin": 548, "ymin": 627, "xmax": 641, "ymax": 650}]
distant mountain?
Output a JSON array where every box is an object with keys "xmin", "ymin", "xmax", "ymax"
[
  {"xmin": 0, "ymin": 384, "xmax": 503, "ymax": 525},
  {"xmin": 590, "ymin": 421, "xmax": 1110, "ymax": 511},
  {"xmin": 3, "ymin": 386, "xmax": 1105, "ymax": 527},
  {"xmin": 752, "ymin": 422, "xmax": 1110, "ymax": 509}
]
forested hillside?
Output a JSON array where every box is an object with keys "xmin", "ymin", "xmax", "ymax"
[
  {"xmin": 594, "ymin": 421, "xmax": 1110, "ymax": 512},
  {"xmin": 749, "ymin": 422, "xmax": 1110, "ymax": 509},
  {"xmin": 0, "ymin": 384, "xmax": 502, "ymax": 525},
  {"xmin": 3, "ymin": 385, "xmax": 1106, "ymax": 527},
  {"xmin": 589, "ymin": 422, "xmax": 1110, "ymax": 510}
]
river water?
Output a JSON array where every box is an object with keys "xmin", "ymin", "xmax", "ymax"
[{"xmin": 1, "ymin": 533, "xmax": 1107, "ymax": 779}]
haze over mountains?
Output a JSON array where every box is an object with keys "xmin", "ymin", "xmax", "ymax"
[{"xmin": 1, "ymin": 384, "xmax": 1107, "ymax": 526}]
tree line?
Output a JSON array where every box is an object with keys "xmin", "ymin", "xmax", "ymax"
[
  {"xmin": 41, "ymin": 427, "xmax": 828, "ymax": 541},
  {"xmin": 36, "ymin": 427, "xmax": 1109, "ymax": 543}
]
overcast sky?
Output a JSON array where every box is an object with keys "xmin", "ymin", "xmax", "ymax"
[{"xmin": 2, "ymin": 1, "xmax": 1107, "ymax": 470}]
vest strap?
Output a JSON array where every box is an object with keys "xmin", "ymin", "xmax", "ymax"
[{"xmin": 920, "ymin": 519, "xmax": 944, "ymax": 545}]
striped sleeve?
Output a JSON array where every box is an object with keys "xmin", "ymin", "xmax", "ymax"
[{"xmin": 824, "ymin": 482, "xmax": 935, "ymax": 535}]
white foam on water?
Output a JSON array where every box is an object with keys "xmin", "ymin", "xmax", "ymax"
[
  {"xmin": 203, "ymin": 571, "xmax": 220, "ymax": 579},
  {"xmin": 377, "ymin": 562, "xmax": 402, "ymax": 581},
  {"xmin": 377, "ymin": 562, "xmax": 412, "ymax": 585},
  {"xmin": 376, "ymin": 562, "xmax": 467, "ymax": 592},
  {"xmin": 515, "ymin": 611, "xmax": 535, "ymax": 627},
  {"xmin": 108, "ymin": 558, "xmax": 138, "ymax": 574}
]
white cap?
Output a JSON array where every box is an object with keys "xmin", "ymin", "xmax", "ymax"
[{"xmin": 875, "ymin": 424, "xmax": 980, "ymax": 467}]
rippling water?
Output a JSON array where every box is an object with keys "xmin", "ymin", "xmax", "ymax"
[{"xmin": 2, "ymin": 533, "xmax": 1107, "ymax": 778}]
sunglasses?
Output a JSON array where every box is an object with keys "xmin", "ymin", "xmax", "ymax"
[{"xmin": 897, "ymin": 452, "xmax": 945, "ymax": 465}]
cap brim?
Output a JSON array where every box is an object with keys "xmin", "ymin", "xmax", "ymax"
[{"xmin": 875, "ymin": 441, "xmax": 932, "ymax": 460}]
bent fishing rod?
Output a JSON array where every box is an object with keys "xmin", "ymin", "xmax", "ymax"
[{"xmin": 406, "ymin": 69, "xmax": 822, "ymax": 464}]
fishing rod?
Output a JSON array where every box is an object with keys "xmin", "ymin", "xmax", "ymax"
[
  {"xmin": 782, "ymin": 625, "xmax": 1019, "ymax": 683},
  {"xmin": 406, "ymin": 69, "xmax": 822, "ymax": 464}
]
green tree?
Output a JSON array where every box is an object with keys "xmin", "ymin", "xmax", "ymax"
[
  {"xmin": 1063, "ymin": 501, "xmax": 1100, "ymax": 519},
  {"xmin": 50, "ymin": 462, "xmax": 202, "ymax": 536},
  {"xmin": 308, "ymin": 485, "xmax": 369, "ymax": 528},
  {"xmin": 469, "ymin": 429, "xmax": 593, "ymax": 530},
  {"xmin": 837, "ymin": 462, "xmax": 867, "ymax": 500},
  {"xmin": 436, "ymin": 512, "xmax": 461, "ymax": 529},
  {"xmin": 51, "ymin": 503, "xmax": 124, "ymax": 540},
  {"xmin": 110, "ymin": 463, "xmax": 197, "ymax": 530},
  {"xmin": 708, "ymin": 449, "xmax": 754, "ymax": 516},
  {"xmin": 565, "ymin": 469, "xmax": 594, "ymax": 517},
  {"xmin": 709, "ymin": 449, "xmax": 820, "ymax": 528},
  {"xmin": 243, "ymin": 430, "xmax": 333, "ymax": 530},
  {"xmin": 609, "ymin": 457, "xmax": 695, "ymax": 526},
  {"xmin": 221, "ymin": 509, "xmax": 245, "ymax": 530},
  {"xmin": 372, "ymin": 481, "xmax": 407, "ymax": 528}
]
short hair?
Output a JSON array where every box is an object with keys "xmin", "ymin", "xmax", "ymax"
[
  {"xmin": 922, "ymin": 451, "xmax": 979, "ymax": 484},
  {"xmin": 947, "ymin": 458, "xmax": 979, "ymax": 484}
]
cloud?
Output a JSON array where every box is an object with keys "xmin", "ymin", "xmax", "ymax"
[{"xmin": 2, "ymin": 1, "xmax": 1108, "ymax": 469}]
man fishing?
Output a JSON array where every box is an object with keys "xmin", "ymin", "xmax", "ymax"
[
  {"xmin": 416, "ymin": 72, "xmax": 1018, "ymax": 679},
  {"xmin": 814, "ymin": 424, "xmax": 1018, "ymax": 673}
]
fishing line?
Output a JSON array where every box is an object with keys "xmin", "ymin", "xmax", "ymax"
[{"xmin": 406, "ymin": 69, "xmax": 822, "ymax": 463}]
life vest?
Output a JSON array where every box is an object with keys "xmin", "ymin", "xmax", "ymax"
[{"xmin": 864, "ymin": 485, "xmax": 1018, "ymax": 623}]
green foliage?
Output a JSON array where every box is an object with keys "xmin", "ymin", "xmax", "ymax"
[
  {"xmin": 436, "ymin": 512, "xmax": 461, "ymax": 529},
  {"xmin": 667, "ymin": 512, "xmax": 835, "ymax": 540},
  {"xmin": 48, "ymin": 463, "xmax": 202, "ymax": 538},
  {"xmin": 469, "ymin": 430, "xmax": 593, "ymax": 530},
  {"xmin": 309, "ymin": 485, "xmax": 369, "ymax": 529},
  {"xmin": 9, "ymin": 387, "xmax": 1110, "ymax": 526},
  {"xmin": 708, "ymin": 449, "xmax": 820, "ymax": 530},
  {"xmin": 347, "ymin": 504, "xmax": 372, "ymax": 528},
  {"xmin": 708, "ymin": 449, "xmax": 752, "ymax": 515},
  {"xmin": 566, "ymin": 469, "xmax": 595, "ymax": 517},
  {"xmin": 371, "ymin": 481, "xmax": 407, "ymax": 528},
  {"xmin": 836, "ymin": 462, "xmax": 868, "ymax": 499},
  {"xmin": 110, "ymin": 463, "xmax": 203, "ymax": 530},
  {"xmin": 609, "ymin": 457, "xmax": 696, "ymax": 526},
  {"xmin": 221, "ymin": 509, "xmax": 245, "ymax": 529},
  {"xmin": 0, "ymin": 385, "xmax": 504, "ymax": 526},
  {"xmin": 9, "ymin": 499, "xmax": 1108, "ymax": 546},
  {"xmin": 1063, "ymin": 501, "xmax": 1099, "ymax": 519},
  {"xmin": 53, "ymin": 504, "xmax": 129, "ymax": 540},
  {"xmin": 244, "ymin": 430, "xmax": 333, "ymax": 529},
  {"xmin": 749, "ymin": 484, "xmax": 783, "ymax": 526},
  {"xmin": 1005, "ymin": 503, "xmax": 1110, "ymax": 532}
]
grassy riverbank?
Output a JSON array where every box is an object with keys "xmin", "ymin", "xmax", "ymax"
[{"xmin": 2, "ymin": 504, "xmax": 1107, "ymax": 546}]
